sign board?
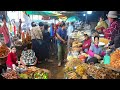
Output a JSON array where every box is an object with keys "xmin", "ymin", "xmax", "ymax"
[{"xmin": 42, "ymin": 16, "xmax": 50, "ymax": 20}]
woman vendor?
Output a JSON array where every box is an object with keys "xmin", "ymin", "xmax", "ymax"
[
  {"xmin": 95, "ymin": 16, "xmax": 108, "ymax": 34},
  {"xmin": 6, "ymin": 46, "xmax": 18, "ymax": 70},
  {"xmin": 82, "ymin": 34, "xmax": 91, "ymax": 53},
  {"xmin": 103, "ymin": 11, "xmax": 120, "ymax": 51},
  {"xmin": 103, "ymin": 11, "xmax": 120, "ymax": 40},
  {"xmin": 86, "ymin": 36, "xmax": 105, "ymax": 64}
]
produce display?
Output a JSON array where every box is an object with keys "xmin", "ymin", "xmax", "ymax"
[
  {"xmin": 22, "ymin": 32, "xmax": 26, "ymax": 44},
  {"xmin": 65, "ymin": 71, "xmax": 79, "ymax": 79},
  {"xmin": 72, "ymin": 41, "xmax": 82, "ymax": 48},
  {"xmin": 0, "ymin": 43, "xmax": 10, "ymax": 57},
  {"xmin": 19, "ymin": 66, "xmax": 51, "ymax": 79},
  {"xmin": 75, "ymin": 65, "xmax": 86, "ymax": 77},
  {"xmin": 21, "ymin": 50, "xmax": 37, "ymax": 65},
  {"xmin": 110, "ymin": 49, "xmax": 120, "ymax": 69},
  {"xmin": 14, "ymin": 41, "xmax": 22, "ymax": 46},
  {"xmin": 2, "ymin": 66, "xmax": 51, "ymax": 79},
  {"xmin": 26, "ymin": 32, "xmax": 31, "ymax": 44},
  {"xmin": 65, "ymin": 59, "xmax": 82, "ymax": 69},
  {"xmin": 86, "ymin": 64, "xmax": 120, "ymax": 79},
  {"xmin": 99, "ymin": 38, "xmax": 110, "ymax": 45},
  {"xmin": 2, "ymin": 70, "xmax": 20, "ymax": 79}
]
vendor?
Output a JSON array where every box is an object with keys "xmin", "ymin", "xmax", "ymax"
[
  {"xmin": 95, "ymin": 16, "xmax": 108, "ymax": 34},
  {"xmin": 103, "ymin": 11, "xmax": 120, "ymax": 40},
  {"xmin": 82, "ymin": 34, "xmax": 91, "ymax": 53},
  {"xmin": 6, "ymin": 46, "xmax": 18, "ymax": 70},
  {"xmin": 86, "ymin": 36, "xmax": 105, "ymax": 64}
]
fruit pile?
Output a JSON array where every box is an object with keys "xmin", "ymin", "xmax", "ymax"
[
  {"xmin": 75, "ymin": 65, "xmax": 86, "ymax": 77},
  {"xmin": 110, "ymin": 49, "xmax": 120, "ymax": 69},
  {"xmin": 0, "ymin": 43, "xmax": 10, "ymax": 57},
  {"xmin": 86, "ymin": 64, "xmax": 120, "ymax": 79},
  {"xmin": 65, "ymin": 59, "xmax": 82, "ymax": 69},
  {"xmin": 2, "ymin": 70, "xmax": 20, "ymax": 79},
  {"xmin": 19, "ymin": 66, "xmax": 51, "ymax": 79},
  {"xmin": 65, "ymin": 71, "xmax": 78, "ymax": 79},
  {"xmin": 99, "ymin": 38, "xmax": 110, "ymax": 45}
]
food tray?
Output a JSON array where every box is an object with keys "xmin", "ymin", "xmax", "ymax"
[{"xmin": 103, "ymin": 65, "xmax": 120, "ymax": 72}]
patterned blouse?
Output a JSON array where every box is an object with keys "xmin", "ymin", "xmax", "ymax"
[
  {"xmin": 103, "ymin": 20, "xmax": 120, "ymax": 40},
  {"xmin": 21, "ymin": 50, "xmax": 37, "ymax": 65}
]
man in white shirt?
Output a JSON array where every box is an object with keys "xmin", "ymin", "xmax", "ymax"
[
  {"xmin": 67, "ymin": 22, "xmax": 74, "ymax": 51},
  {"xmin": 67, "ymin": 22, "xmax": 74, "ymax": 36}
]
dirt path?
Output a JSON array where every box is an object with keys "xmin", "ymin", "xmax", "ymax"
[{"xmin": 36, "ymin": 58, "xmax": 65, "ymax": 79}]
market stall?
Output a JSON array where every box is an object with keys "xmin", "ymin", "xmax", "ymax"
[
  {"xmin": 65, "ymin": 31, "xmax": 120, "ymax": 79},
  {"xmin": 2, "ymin": 66, "xmax": 51, "ymax": 79}
]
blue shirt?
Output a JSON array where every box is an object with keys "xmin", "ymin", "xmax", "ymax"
[
  {"xmin": 87, "ymin": 43, "xmax": 102, "ymax": 60},
  {"xmin": 50, "ymin": 25, "xmax": 54, "ymax": 37},
  {"xmin": 57, "ymin": 27, "xmax": 67, "ymax": 44}
]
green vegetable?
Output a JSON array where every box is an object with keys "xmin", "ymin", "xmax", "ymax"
[{"xmin": 19, "ymin": 74, "xmax": 28, "ymax": 79}]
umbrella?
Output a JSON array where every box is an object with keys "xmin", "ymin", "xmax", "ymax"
[{"xmin": 66, "ymin": 16, "xmax": 80, "ymax": 22}]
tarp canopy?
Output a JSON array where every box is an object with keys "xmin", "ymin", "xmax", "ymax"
[
  {"xmin": 66, "ymin": 16, "xmax": 80, "ymax": 22},
  {"xmin": 26, "ymin": 11, "xmax": 62, "ymax": 16}
]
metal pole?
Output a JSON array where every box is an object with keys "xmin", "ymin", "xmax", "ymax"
[{"xmin": 86, "ymin": 12, "xmax": 87, "ymax": 24}]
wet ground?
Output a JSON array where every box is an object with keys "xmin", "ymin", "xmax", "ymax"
[{"xmin": 36, "ymin": 56, "xmax": 65, "ymax": 79}]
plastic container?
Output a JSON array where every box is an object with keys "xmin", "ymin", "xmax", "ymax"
[{"xmin": 103, "ymin": 51, "xmax": 110, "ymax": 64}]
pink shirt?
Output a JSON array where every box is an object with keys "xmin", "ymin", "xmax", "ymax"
[{"xmin": 0, "ymin": 24, "xmax": 10, "ymax": 44}]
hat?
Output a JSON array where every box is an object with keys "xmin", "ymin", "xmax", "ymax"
[
  {"xmin": 107, "ymin": 11, "xmax": 118, "ymax": 18},
  {"xmin": 39, "ymin": 22, "xmax": 44, "ymax": 26}
]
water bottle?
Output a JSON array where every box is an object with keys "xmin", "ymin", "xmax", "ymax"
[{"xmin": 103, "ymin": 51, "xmax": 110, "ymax": 64}]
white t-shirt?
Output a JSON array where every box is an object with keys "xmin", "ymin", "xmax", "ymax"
[{"xmin": 67, "ymin": 25, "xmax": 74, "ymax": 36}]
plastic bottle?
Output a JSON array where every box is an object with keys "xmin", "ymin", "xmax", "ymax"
[{"xmin": 103, "ymin": 51, "xmax": 110, "ymax": 64}]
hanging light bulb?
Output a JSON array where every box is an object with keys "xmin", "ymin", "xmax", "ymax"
[
  {"xmin": 83, "ymin": 14, "xmax": 86, "ymax": 16},
  {"xmin": 87, "ymin": 11, "xmax": 92, "ymax": 14}
]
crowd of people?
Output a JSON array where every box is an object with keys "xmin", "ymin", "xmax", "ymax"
[{"xmin": 0, "ymin": 11, "xmax": 120, "ymax": 71}]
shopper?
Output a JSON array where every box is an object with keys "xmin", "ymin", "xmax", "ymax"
[
  {"xmin": 95, "ymin": 16, "xmax": 108, "ymax": 33},
  {"xmin": 0, "ymin": 17, "xmax": 11, "ymax": 47},
  {"xmin": 56, "ymin": 22, "xmax": 67, "ymax": 66},
  {"xmin": 31, "ymin": 22, "xmax": 43, "ymax": 64},
  {"xmin": 103, "ymin": 11, "xmax": 120, "ymax": 40},
  {"xmin": 86, "ymin": 36, "xmax": 105, "ymax": 64},
  {"xmin": 82, "ymin": 34, "xmax": 91, "ymax": 53},
  {"xmin": 43, "ymin": 24, "xmax": 53, "ymax": 62},
  {"xmin": 54, "ymin": 23, "xmax": 60, "ymax": 59},
  {"xmin": 6, "ymin": 46, "xmax": 18, "ymax": 71},
  {"xmin": 49, "ymin": 23, "xmax": 55, "ymax": 55}
]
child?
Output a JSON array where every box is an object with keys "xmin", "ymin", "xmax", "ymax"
[{"xmin": 6, "ymin": 46, "xmax": 18, "ymax": 71}]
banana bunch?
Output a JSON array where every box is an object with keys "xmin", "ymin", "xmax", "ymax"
[{"xmin": 75, "ymin": 65, "xmax": 86, "ymax": 77}]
